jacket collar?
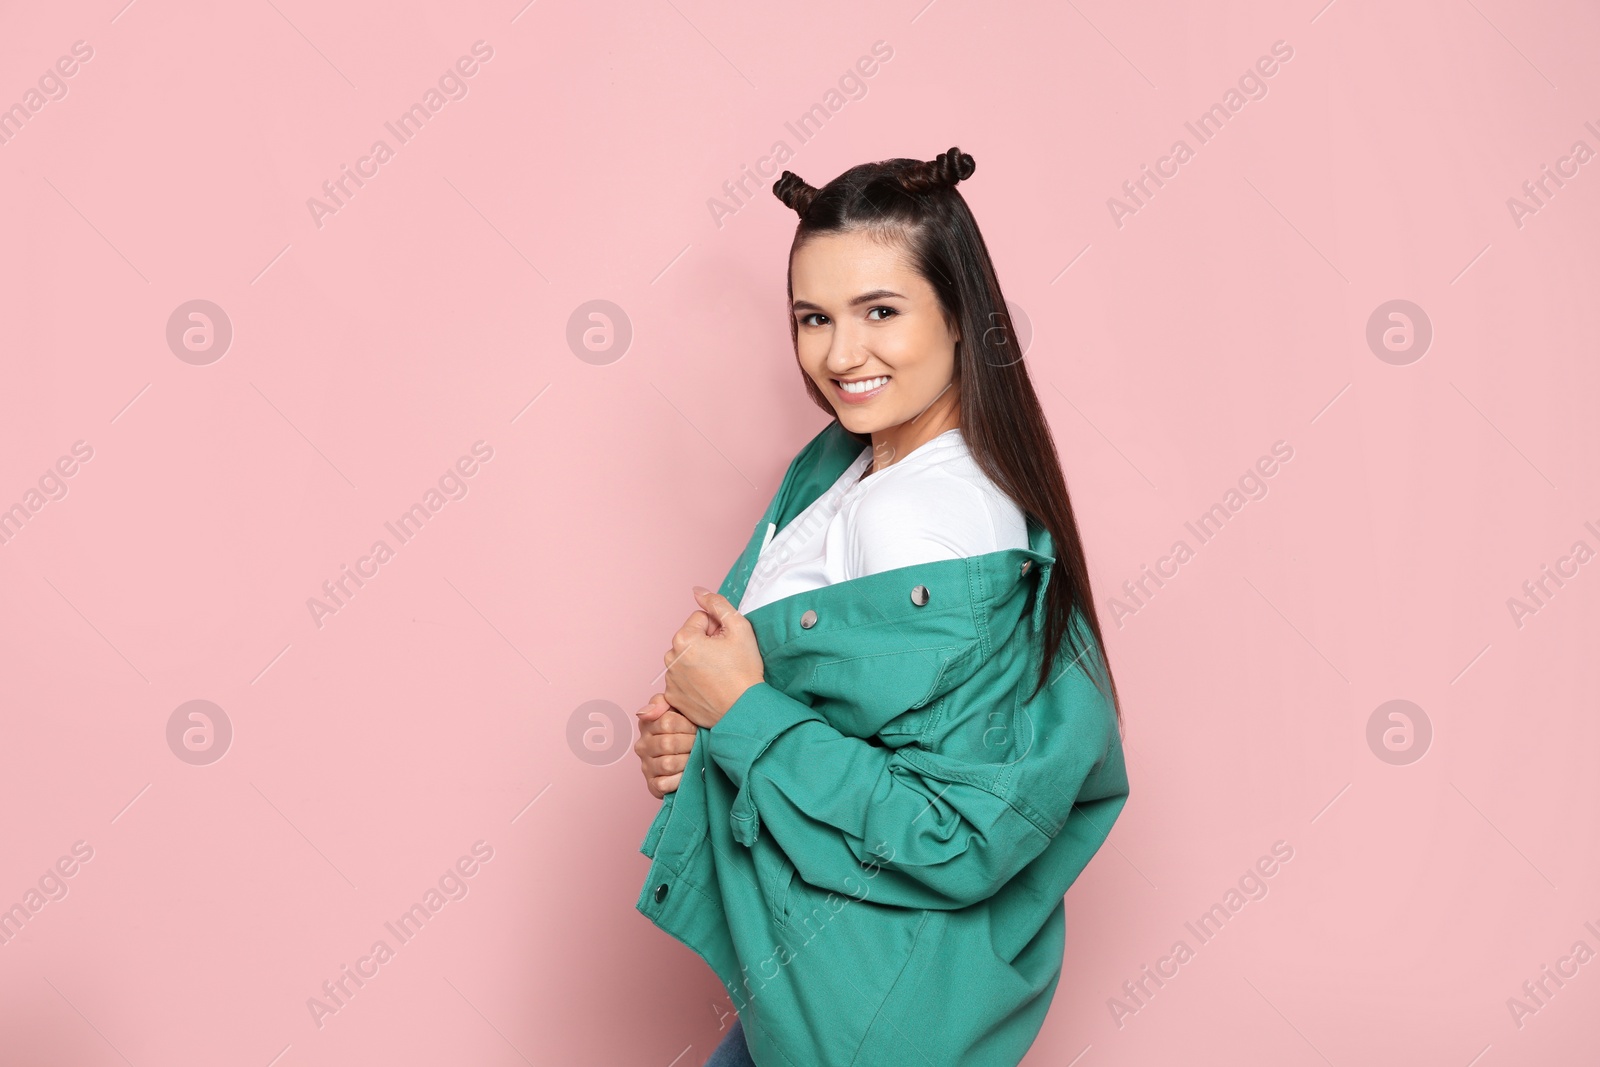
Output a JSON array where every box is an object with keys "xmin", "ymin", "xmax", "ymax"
[{"xmin": 719, "ymin": 419, "xmax": 1060, "ymax": 649}]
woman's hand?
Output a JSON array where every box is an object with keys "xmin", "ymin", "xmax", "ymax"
[
  {"xmin": 662, "ymin": 586, "xmax": 765, "ymax": 731},
  {"xmin": 635, "ymin": 692, "xmax": 696, "ymax": 799}
]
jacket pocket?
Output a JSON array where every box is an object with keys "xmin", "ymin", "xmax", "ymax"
[
  {"xmin": 805, "ymin": 637, "xmax": 984, "ymax": 742},
  {"xmin": 751, "ymin": 831, "xmax": 799, "ymax": 927}
]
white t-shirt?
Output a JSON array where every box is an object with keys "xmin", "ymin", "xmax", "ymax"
[{"xmin": 738, "ymin": 427, "xmax": 1029, "ymax": 614}]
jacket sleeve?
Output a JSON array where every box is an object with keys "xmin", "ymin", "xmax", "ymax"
[{"xmin": 706, "ymin": 658, "xmax": 1119, "ymax": 911}]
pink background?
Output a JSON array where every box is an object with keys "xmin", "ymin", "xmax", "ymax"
[{"xmin": 2, "ymin": 0, "xmax": 1596, "ymax": 1064}]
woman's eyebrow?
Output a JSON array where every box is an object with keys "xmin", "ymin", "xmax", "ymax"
[{"xmin": 792, "ymin": 289, "xmax": 907, "ymax": 313}]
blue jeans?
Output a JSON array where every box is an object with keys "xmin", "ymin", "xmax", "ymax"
[{"xmin": 704, "ymin": 1016, "xmax": 756, "ymax": 1067}]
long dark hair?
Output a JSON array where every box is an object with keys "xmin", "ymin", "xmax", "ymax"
[{"xmin": 771, "ymin": 146, "xmax": 1122, "ymax": 727}]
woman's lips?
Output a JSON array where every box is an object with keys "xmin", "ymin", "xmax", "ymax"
[{"xmin": 832, "ymin": 376, "xmax": 889, "ymax": 405}]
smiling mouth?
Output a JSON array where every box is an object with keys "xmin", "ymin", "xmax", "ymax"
[{"xmin": 834, "ymin": 375, "xmax": 890, "ymax": 395}]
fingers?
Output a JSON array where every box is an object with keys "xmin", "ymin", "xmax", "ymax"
[
  {"xmin": 640, "ymin": 725, "xmax": 695, "ymax": 751},
  {"xmin": 643, "ymin": 751, "xmax": 690, "ymax": 776},
  {"xmin": 635, "ymin": 707, "xmax": 696, "ymax": 797},
  {"xmin": 639, "ymin": 735, "xmax": 687, "ymax": 798},
  {"xmin": 664, "ymin": 635, "xmax": 689, "ymax": 668},
  {"xmin": 639, "ymin": 744, "xmax": 688, "ymax": 795},
  {"xmin": 693, "ymin": 587, "xmax": 744, "ymax": 631},
  {"xmin": 698, "ymin": 593, "xmax": 724, "ymax": 635},
  {"xmin": 638, "ymin": 697, "xmax": 694, "ymax": 735},
  {"xmin": 634, "ymin": 728, "xmax": 695, "ymax": 758},
  {"xmin": 647, "ymin": 707, "xmax": 696, "ymax": 734},
  {"xmin": 669, "ymin": 613, "xmax": 712, "ymax": 655},
  {"xmin": 636, "ymin": 692, "xmax": 671, "ymax": 723},
  {"xmin": 638, "ymin": 693, "xmax": 695, "ymax": 728}
]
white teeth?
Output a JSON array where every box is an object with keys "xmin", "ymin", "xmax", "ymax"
[{"xmin": 839, "ymin": 376, "xmax": 889, "ymax": 394}]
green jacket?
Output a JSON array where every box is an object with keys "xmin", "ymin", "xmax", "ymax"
[{"xmin": 637, "ymin": 418, "xmax": 1129, "ymax": 1066}]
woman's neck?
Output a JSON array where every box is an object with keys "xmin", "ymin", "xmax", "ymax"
[{"xmin": 866, "ymin": 392, "xmax": 961, "ymax": 476}]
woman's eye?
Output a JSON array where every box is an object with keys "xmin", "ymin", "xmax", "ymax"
[{"xmin": 798, "ymin": 308, "xmax": 895, "ymax": 326}]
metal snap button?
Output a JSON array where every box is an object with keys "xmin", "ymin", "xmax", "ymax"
[
  {"xmin": 1020, "ymin": 560, "xmax": 1031, "ymax": 575},
  {"xmin": 911, "ymin": 584, "xmax": 930, "ymax": 606},
  {"xmin": 800, "ymin": 609, "xmax": 817, "ymax": 629},
  {"xmin": 654, "ymin": 883, "xmax": 670, "ymax": 904}
]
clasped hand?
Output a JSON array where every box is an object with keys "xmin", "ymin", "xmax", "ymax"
[{"xmin": 635, "ymin": 586, "xmax": 765, "ymax": 799}]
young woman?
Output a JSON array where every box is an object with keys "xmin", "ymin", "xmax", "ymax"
[{"xmin": 634, "ymin": 147, "xmax": 1129, "ymax": 1067}]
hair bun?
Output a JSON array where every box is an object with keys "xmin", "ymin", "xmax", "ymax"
[
  {"xmin": 932, "ymin": 145, "xmax": 976, "ymax": 185},
  {"xmin": 772, "ymin": 170, "xmax": 819, "ymax": 217},
  {"xmin": 902, "ymin": 146, "xmax": 975, "ymax": 194}
]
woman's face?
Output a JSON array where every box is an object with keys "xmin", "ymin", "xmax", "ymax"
[{"xmin": 789, "ymin": 229, "xmax": 960, "ymax": 438}]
